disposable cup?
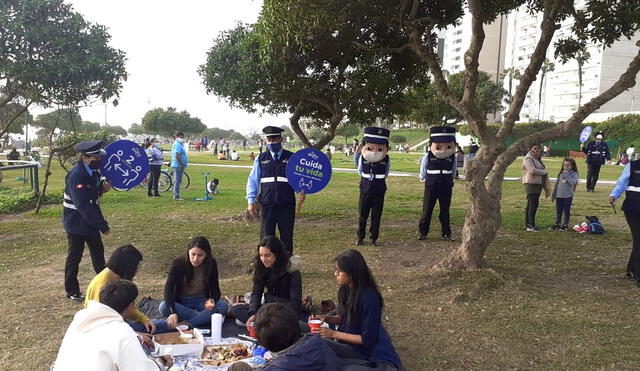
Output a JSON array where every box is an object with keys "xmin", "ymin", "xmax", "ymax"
[
  {"xmin": 308, "ymin": 319, "xmax": 322, "ymax": 332},
  {"xmin": 247, "ymin": 321, "xmax": 256, "ymax": 338}
]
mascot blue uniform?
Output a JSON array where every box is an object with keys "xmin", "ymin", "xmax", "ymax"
[
  {"xmin": 355, "ymin": 127, "xmax": 390, "ymax": 246},
  {"xmin": 418, "ymin": 126, "xmax": 457, "ymax": 242}
]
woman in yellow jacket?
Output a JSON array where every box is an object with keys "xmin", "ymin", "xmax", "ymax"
[{"xmin": 84, "ymin": 244, "xmax": 173, "ymax": 334}]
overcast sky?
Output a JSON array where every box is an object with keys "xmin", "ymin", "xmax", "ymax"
[{"xmin": 32, "ymin": 0, "xmax": 285, "ymax": 136}]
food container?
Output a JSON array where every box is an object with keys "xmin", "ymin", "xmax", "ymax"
[{"xmin": 153, "ymin": 328, "xmax": 204, "ymax": 357}]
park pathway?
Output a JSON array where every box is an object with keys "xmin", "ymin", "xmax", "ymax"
[{"xmin": 189, "ymin": 162, "xmax": 617, "ymax": 185}]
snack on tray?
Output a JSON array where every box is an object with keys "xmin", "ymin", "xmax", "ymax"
[{"xmin": 201, "ymin": 344, "xmax": 251, "ymax": 366}]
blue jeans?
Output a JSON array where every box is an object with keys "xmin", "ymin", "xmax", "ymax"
[
  {"xmin": 127, "ymin": 319, "xmax": 170, "ymax": 334},
  {"xmin": 555, "ymin": 197, "xmax": 573, "ymax": 225},
  {"xmin": 173, "ymin": 166, "xmax": 184, "ymax": 198},
  {"xmin": 159, "ymin": 297, "xmax": 228, "ymax": 328}
]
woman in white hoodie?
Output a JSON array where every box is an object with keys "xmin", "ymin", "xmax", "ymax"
[{"xmin": 54, "ymin": 280, "xmax": 170, "ymax": 371}]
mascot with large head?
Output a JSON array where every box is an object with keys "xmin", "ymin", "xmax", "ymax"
[
  {"xmin": 418, "ymin": 126, "xmax": 457, "ymax": 242},
  {"xmin": 355, "ymin": 127, "xmax": 390, "ymax": 246}
]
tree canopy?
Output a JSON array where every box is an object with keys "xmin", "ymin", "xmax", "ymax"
[
  {"xmin": 0, "ymin": 0, "xmax": 127, "ymax": 138},
  {"xmin": 200, "ymin": 19, "xmax": 428, "ymax": 149},
  {"xmin": 402, "ymin": 71, "xmax": 506, "ymax": 127},
  {"xmin": 141, "ymin": 107, "xmax": 206, "ymax": 137}
]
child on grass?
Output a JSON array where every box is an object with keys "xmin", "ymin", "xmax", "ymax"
[{"xmin": 551, "ymin": 157, "xmax": 579, "ymax": 230}]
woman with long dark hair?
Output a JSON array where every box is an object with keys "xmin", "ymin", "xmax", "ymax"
[
  {"xmin": 230, "ymin": 235, "xmax": 302, "ymax": 326},
  {"xmin": 312, "ymin": 250, "xmax": 402, "ymax": 369},
  {"xmin": 159, "ymin": 236, "xmax": 228, "ymax": 328},
  {"xmin": 84, "ymin": 244, "xmax": 171, "ymax": 334}
]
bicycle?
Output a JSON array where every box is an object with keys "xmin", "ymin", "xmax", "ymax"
[{"xmin": 136, "ymin": 163, "xmax": 190, "ymax": 192}]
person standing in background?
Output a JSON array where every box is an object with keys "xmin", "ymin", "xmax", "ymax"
[
  {"xmin": 581, "ymin": 131, "xmax": 611, "ymax": 192},
  {"xmin": 145, "ymin": 138, "xmax": 163, "ymax": 197},
  {"xmin": 171, "ymin": 132, "xmax": 188, "ymax": 201}
]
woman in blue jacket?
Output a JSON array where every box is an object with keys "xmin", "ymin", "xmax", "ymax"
[{"xmin": 313, "ymin": 250, "xmax": 403, "ymax": 370}]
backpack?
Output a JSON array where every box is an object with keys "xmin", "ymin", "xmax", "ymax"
[{"xmin": 586, "ymin": 216, "xmax": 605, "ymax": 235}]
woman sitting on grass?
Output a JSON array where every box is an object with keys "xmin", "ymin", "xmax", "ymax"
[
  {"xmin": 230, "ymin": 235, "xmax": 302, "ymax": 326},
  {"xmin": 311, "ymin": 249, "xmax": 403, "ymax": 370},
  {"xmin": 84, "ymin": 244, "xmax": 171, "ymax": 334},
  {"xmin": 159, "ymin": 236, "xmax": 228, "ymax": 328}
]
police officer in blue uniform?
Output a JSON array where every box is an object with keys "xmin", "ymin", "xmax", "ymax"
[
  {"xmin": 610, "ymin": 159, "xmax": 640, "ymax": 284},
  {"xmin": 418, "ymin": 126, "xmax": 457, "ymax": 241},
  {"xmin": 355, "ymin": 127, "xmax": 391, "ymax": 246},
  {"xmin": 581, "ymin": 130, "xmax": 611, "ymax": 192},
  {"xmin": 246, "ymin": 126, "xmax": 296, "ymax": 254},
  {"xmin": 63, "ymin": 140, "xmax": 111, "ymax": 301}
]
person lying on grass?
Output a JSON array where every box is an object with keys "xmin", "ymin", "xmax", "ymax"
[
  {"xmin": 230, "ymin": 235, "xmax": 302, "ymax": 327},
  {"xmin": 55, "ymin": 279, "xmax": 172, "ymax": 370},
  {"xmin": 159, "ymin": 236, "xmax": 228, "ymax": 328},
  {"xmin": 84, "ymin": 244, "xmax": 172, "ymax": 334},
  {"xmin": 310, "ymin": 249, "xmax": 404, "ymax": 370}
]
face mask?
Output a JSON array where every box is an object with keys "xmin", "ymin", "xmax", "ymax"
[
  {"xmin": 563, "ymin": 166, "xmax": 572, "ymax": 171},
  {"xmin": 431, "ymin": 142, "xmax": 455, "ymax": 159},
  {"xmin": 362, "ymin": 151, "xmax": 385, "ymax": 162},
  {"xmin": 177, "ymin": 138, "xmax": 184, "ymax": 143},
  {"xmin": 267, "ymin": 142, "xmax": 282, "ymax": 153},
  {"xmin": 153, "ymin": 142, "xmax": 159, "ymax": 148},
  {"xmin": 89, "ymin": 159, "xmax": 101, "ymax": 170}
]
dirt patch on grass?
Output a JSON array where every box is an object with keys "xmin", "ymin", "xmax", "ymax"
[{"xmin": 368, "ymin": 239, "xmax": 455, "ymax": 274}]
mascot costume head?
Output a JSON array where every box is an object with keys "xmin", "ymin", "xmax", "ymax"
[
  {"xmin": 362, "ymin": 127, "xmax": 390, "ymax": 162},
  {"xmin": 429, "ymin": 126, "xmax": 457, "ymax": 158}
]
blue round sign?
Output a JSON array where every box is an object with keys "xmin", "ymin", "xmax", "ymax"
[
  {"xmin": 579, "ymin": 126, "xmax": 593, "ymax": 143},
  {"xmin": 286, "ymin": 148, "xmax": 332, "ymax": 194},
  {"xmin": 100, "ymin": 140, "xmax": 149, "ymax": 190}
]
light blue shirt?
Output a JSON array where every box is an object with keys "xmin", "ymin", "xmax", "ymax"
[
  {"xmin": 246, "ymin": 149, "xmax": 283, "ymax": 204},
  {"xmin": 610, "ymin": 163, "xmax": 631, "ymax": 200},
  {"xmin": 419, "ymin": 153, "xmax": 457, "ymax": 182},
  {"xmin": 354, "ymin": 153, "xmax": 390, "ymax": 177},
  {"xmin": 83, "ymin": 162, "xmax": 94, "ymax": 177},
  {"xmin": 170, "ymin": 140, "xmax": 187, "ymax": 168}
]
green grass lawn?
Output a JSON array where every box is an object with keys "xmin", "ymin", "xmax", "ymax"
[{"xmin": 0, "ymin": 153, "xmax": 637, "ymax": 370}]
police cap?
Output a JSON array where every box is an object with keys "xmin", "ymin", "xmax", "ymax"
[
  {"xmin": 363, "ymin": 127, "xmax": 390, "ymax": 144},
  {"xmin": 74, "ymin": 140, "xmax": 106, "ymax": 157},
  {"xmin": 263, "ymin": 126, "xmax": 284, "ymax": 138},
  {"xmin": 430, "ymin": 126, "xmax": 456, "ymax": 143}
]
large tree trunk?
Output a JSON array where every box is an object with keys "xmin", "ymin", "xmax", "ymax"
[{"xmin": 436, "ymin": 147, "xmax": 503, "ymax": 270}]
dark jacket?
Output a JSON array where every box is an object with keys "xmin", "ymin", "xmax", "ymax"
[
  {"xmin": 248, "ymin": 269, "xmax": 301, "ymax": 317},
  {"xmin": 62, "ymin": 160, "xmax": 109, "ymax": 236},
  {"xmin": 257, "ymin": 150, "xmax": 296, "ymax": 207},
  {"xmin": 338, "ymin": 288, "xmax": 402, "ymax": 368},
  {"xmin": 264, "ymin": 334, "xmax": 342, "ymax": 371},
  {"xmin": 163, "ymin": 258, "xmax": 221, "ymax": 315},
  {"xmin": 582, "ymin": 140, "xmax": 611, "ymax": 165}
]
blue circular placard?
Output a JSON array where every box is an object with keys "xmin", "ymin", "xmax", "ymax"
[
  {"xmin": 100, "ymin": 140, "xmax": 149, "ymax": 190},
  {"xmin": 579, "ymin": 126, "xmax": 593, "ymax": 143},
  {"xmin": 286, "ymin": 148, "xmax": 332, "ymax": 194}
]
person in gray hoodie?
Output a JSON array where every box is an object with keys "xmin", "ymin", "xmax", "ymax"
[{"xmin": 551, "ymin": 158, "xmax": 579, "ymax": 230}]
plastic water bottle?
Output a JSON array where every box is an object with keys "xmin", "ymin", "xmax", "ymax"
[{"xmin": 210, "ymin": 313, "xmax": 223, "ymax": 343}]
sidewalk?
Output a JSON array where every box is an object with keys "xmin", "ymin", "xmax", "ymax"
[{"xmin": 189, "ymin": 162, "xmax": 618, "ymax": 185}]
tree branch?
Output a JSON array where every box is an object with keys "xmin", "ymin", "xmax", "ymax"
[
  {"xmin": 0, "ymin": 101, "xmax": 32, "ymax": 139},
  {"xmin": 288, "ymin": 101, "xmax": 312, "ymax": 148},
  {"xmin": 315, "ymin": 111, "xmax": 343, "ymax": 150},
  {"xmin": 497, "ymin": 2, "xmax": 560, "ymax": 141},
  {"xmin": 496, "ymin": 45, "xmax": 640, "ymax": 172}
]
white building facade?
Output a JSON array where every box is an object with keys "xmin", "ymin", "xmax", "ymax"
[{"xmin": 441, "ymin": 3, "xmax": 640, "ymax": 123}]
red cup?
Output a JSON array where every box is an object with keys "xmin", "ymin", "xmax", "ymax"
[
  {"xmin": 247, "ymin": 321, "xmax": 256, "ymax": 338},
  {"xmin": 308, "ymin": 319, "xmax": 322, "ymax": 332}
]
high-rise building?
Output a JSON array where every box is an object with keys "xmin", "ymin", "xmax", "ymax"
[
  {"xmin": 440, "ymin": 4, "xmax": 640, "ymax": 123},
  {"xmin": 503, "ymin": 4, "xmax": 640, "ymax": 123}
]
